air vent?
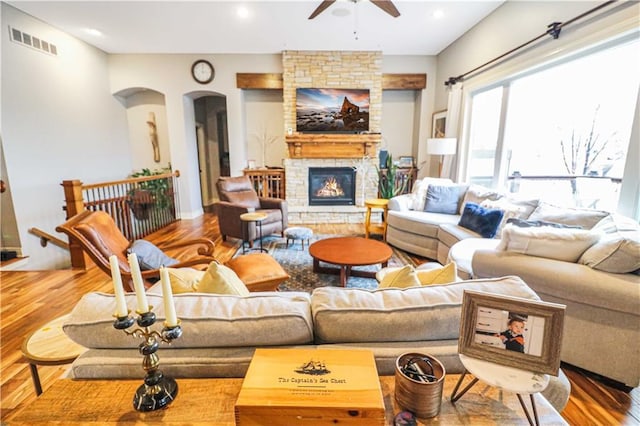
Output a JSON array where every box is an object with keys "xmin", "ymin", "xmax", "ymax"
[{"xmin": 8, "ymin": 26, "xmax": 57, "ymax": 56}]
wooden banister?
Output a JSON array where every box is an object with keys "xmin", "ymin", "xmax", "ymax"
[{"xmin": 28, "ymin": 228, "xmax": 69, "ymax": 250}]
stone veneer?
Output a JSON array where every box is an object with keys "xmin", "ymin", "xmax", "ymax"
[{"xmin": 282, "ymin": 51, "xmax": 383, "ymax": 223}]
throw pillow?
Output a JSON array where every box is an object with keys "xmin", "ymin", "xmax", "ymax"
[
  {"xmin": 579, "ymin": 230, "xmax": 640, "ymax": 273},
  {"xmin": 497, "ymin": 224, "xmax": 601, "ymax": 262},
  {"xmin": 378, "ymin": 264, "xmax": 421, "ymax": 288},
  {"xmin": 459, "ymin": 184, "xmax": 504, "ymax": 215},
  {"xmin": 127, "ymin": 240, "xmax": 179, "ymax": 270},
  {"xmin": 166, "ymin": 267, "xmax": 205, "ymax": 294},
  {"xmin": 458, "ymin": 202, "xmax": 504, "ymax": 238},
  {"xmin": 416, "ymin": 262, "xmax": 458, "ymax": 285},
  {"xmin": 410, "ymin": 178, "xmax": 453, "ymax": 211},
  {"xmin": 480, "ymin": 199, "xmax": 529, "ymax": 238},
  {"xmin": 424, "ymin": 185, "xmax": 466, "ymax": 214},
  {"xmin": 528, "ymin": 202, "xmax": 609, "ymax": 230},
  {"xmin": 194, "ymin": 261, "xmax": 250, "ymax": 296}
]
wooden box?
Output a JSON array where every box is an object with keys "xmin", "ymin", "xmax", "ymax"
[{"xmin": 235, "ymin": 348, "xmax": 385, "ymax": 425}]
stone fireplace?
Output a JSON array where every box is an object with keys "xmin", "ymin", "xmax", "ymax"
[
  {"xmin": 308, "ymin": 167, "xmax": 356, "ymax": 206},
  {"xmin": 282, "ymin": 50, "xmax": 382, "ymax": 223}
]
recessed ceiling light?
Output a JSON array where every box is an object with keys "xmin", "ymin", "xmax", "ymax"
[
  {"xmin": 237, "ymin": 6, "xmax": 249, "ymax": 19},
  {"xmin": 85, "ymin": 28, "xmax": 103, "ymax": 37},
  {"xmin": 433, "ymin": 10, "xmax": 444, "ymax": 19}
]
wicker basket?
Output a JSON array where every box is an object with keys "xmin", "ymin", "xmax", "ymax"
[{"xmin": 394, "ymin": 352, "xmax": 446, "ymax": 419}]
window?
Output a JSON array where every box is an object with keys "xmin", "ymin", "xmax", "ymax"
[{"xmin": 466, "ymin": 37, "xmax": 639, "ymax": 212}]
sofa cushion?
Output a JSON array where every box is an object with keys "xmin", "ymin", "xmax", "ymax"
[
  {"xmin": 458, "ymin": 202, "xmax": 504, "ymax": 239},
  {"xmin": 424, "ymin": 185, "xmax": 467, "ymax": 214},
  {"xmin": 481, "ymin": 198, "xmax": 535, "ymax": 237},
  {"xmin": 194, "ymin": 262, "xmax": 250, "ymax": 296},
  {"xmin": 167, "ymin": 267, "xmax": 205, "ymax": 293},
  {"xmin": 378, "ymin": 264, "xmax": 421, "ymax": 288},
  {"xmin": 506, "ymin": 218, "xmax": 582, "ymax": 229},
  {"xmin": 579, "ymin": 230, "xmax": 640, "ymax": 273},
  {"xmin": 528, "ymin": 202, "xmax": 609, "ymax": 230},
  {"xmin": 409, "ymin": 178, "xmax": 453, "ymax": 211},
  {"xmin": 459, "ymin": 184, "xmax": 504, "ymax": 214},
  {"xmin": 497, "ymin": 224, "xmax": 601, "ymax": 262},
  {"xmin": 311, "ymin": 276, "xmax": 539, "ymax": 344},
  {"xmin": 63, "ymin": 291, "xmax": 313, "ymax": 349},
  {"xmin": 127, "ymin": 240, "xmax": 179, "ymax": 270},
  {"xmin": 388, "ymin": 210, "xmax": 459, "ymax": 238},
  {"xmin": 437, "ymin": 223, "xmax": 482, "ymax": 249}
]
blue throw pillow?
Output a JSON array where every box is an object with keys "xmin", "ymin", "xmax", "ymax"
[
  {"xmin": 127, "ymin": 240, "xmax": 179, "ymax": 270},
  {"xmin": 424, "ymin": 185, "xmax": 465, "ymax": 214},
  {"xmin": 458, "ymin": 202, "xmax": 505, "ymax": 238}
]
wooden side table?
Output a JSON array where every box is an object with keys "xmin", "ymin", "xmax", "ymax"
[
  {"xmin": 451, "ymin": 354, "xmax": 550, "ymax": 426},
  {"xmin": 364, "ymin": 198, "xmax": 390, "ymax": 241},
  {"xmin": 239, "ymin": 212, "xmax": 268, "ymax": 254},
  {"xmin": 21, "ymin": 314, "xmax": 86, "ymax": 395}
]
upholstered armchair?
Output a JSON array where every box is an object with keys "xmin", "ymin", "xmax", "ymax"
[{"xmin": 216, "ymin": 176, "xmax": 288, "ymax": 247}]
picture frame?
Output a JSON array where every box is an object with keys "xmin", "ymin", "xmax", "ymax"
[
  {"xmin": 398, "ymin": 156, "xmax": 414, "ymax": 168},
  {"xmin": 432, "ymin": 110, "xmax": 447, "ymax": 138},
  {"xmin": 247, "ymin": 159, "xmax": 256, "ymax": 169},
  {"xmin": 459, "ymin": 291, "xmax": 565, "ymax": 376}
]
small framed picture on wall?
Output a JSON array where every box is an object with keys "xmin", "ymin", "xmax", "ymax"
[
  {"xmin": 432, "ymin": 110, "xmax": 447, "ymax": 138},
  {"xmin": 398, "ymin": 156, "xmax": 414, "ymax": 168}
]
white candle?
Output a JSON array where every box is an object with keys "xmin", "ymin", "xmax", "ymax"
[
  {"xmin": 128, "ymin": 253, "xmax": 149, "ymax": 313},
  {"xmin": 109, "ymin": 255, "xmax": 128, "ymax": 317},
  {"xmin": 160, "ymin": 267, "xmax": 179, "ymax": 327}
]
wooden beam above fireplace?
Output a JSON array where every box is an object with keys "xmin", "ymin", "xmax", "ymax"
[
  {"xmin": 286, "ymin": 134, "xmax": 381, "ymax": 159},
  {"xmin": 236, "ymin": 73, "xmax": 427, "ymax": 90}
]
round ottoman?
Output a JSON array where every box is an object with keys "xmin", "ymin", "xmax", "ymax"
[{"xmin": 284, "ymin": 226, "xmax": 313, "ymax": 250}]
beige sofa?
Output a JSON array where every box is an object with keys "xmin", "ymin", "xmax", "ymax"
[
  {"xmin": 63, "ymin": 275, "xmax": 571, "ymax": 411},
  {"xmin": 386, "ymin": 178, "xmax": 640, "ymax": 388}
]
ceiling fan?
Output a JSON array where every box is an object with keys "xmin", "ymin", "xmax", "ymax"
[{"xmin": 308, "ymin": 0, "xmax": 401, "ymax": 20}]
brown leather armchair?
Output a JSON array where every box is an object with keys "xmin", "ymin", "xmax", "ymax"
[
  {"xmin": 56, "ymin": 210, "xmax": 217, "ymax": 291},
  {"xmin": 216, "ymin": 176, "xmax": 288, "ymax": 247}
]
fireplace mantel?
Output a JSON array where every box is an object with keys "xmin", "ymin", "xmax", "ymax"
[{"xmin": 285, "ymin": 134, "xmax": 381, "ymax": 159}]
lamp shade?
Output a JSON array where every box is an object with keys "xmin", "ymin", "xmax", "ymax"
[{"xmin": 426, "ymin": 138, "xmax": 457, "ymax": 155}]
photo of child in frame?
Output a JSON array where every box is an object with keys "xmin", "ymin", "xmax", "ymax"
[{"xmin": 496, "ymin": 313, "xmax": 528, "ymax": 353}]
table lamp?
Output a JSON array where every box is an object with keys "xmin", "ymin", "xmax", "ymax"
[{"xmin": 426, "ymin": 138, "xmax": 457, "ymax": 178}]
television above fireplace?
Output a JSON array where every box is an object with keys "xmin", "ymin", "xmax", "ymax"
[{"xmin": 296, "ymin": 88, "xmax": 369, "ymax": 133}]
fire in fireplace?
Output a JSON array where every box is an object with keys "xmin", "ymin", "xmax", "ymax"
[{"xmin": 308, "ymin": 167, "xmax": 356, "ymax": 206}]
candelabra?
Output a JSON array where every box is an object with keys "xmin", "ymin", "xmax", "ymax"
[{"xmin": 113, "ymin": 307, "xmax": 182, "ymax": 412}]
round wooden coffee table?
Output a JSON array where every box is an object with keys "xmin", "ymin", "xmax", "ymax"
[{"xmin": 308, "ymin": 237, "xmax": 393, "ymax": 287}]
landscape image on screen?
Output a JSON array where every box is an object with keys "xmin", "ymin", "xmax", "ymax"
[{"xmin": 296, "ymin": 88, "xmax": 370, "ymax": 133}]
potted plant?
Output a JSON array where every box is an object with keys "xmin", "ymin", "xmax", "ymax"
[
  {"xmin": 377, "ymin": 154, "xmax": 410, "ymax": 199},
  {"xmin": 128, "ymin": 168, "xmax": 173, "ymax": 220}
]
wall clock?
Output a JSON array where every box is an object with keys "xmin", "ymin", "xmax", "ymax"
[{"xmin": 191, "ymin": 59, "xmax": 214, "ymax": 84}]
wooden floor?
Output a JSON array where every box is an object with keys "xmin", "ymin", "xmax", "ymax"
[{"xmin": 1, "ymin": 213, "xmax": 638, "ymax": 424}]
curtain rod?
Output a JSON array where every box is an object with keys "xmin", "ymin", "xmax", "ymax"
[{"xmin": 444, "ymin": 0, "xmax": 618, "ymax": 87}]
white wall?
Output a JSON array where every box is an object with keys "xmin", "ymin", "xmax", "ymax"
[
  {"xmin": 382, "ymin": 55, "xmax": 437, "ymax": 177},
  {"xmin": 1, "ymin": 3, "xmax": 131, "ymax": 270},
  {"xmin": 244, "ymin": 90, "xmax": 286, "ymax": 168}
]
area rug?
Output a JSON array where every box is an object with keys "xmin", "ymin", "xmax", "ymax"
[{"xmin": 234, "ymin": 234, "xmax": 418, "ymax": 292}]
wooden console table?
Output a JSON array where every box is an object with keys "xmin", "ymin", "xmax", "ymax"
[{"xmin": 8, "ymin": 376, "xmax": 566, "ymax": 425}]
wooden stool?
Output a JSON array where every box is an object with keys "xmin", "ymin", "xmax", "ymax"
[{"xmin": 364, "ymin": 198, "xmax": 390, "ymax": 241}]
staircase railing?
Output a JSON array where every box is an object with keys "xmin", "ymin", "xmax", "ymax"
[{"xmin": 61, "ymin": 170, "xmax": 180, "ymax": 269}]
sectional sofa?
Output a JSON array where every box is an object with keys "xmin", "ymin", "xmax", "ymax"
[
  {"xmin": 386, "ymin": 178, "xmax": 640, "ymax": 387},
  {"xmin": 62, "ymin": 275, "xmax": 571, "ymax": 411}
]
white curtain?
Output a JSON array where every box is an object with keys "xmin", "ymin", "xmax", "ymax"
[{"xmin": 441, "ymin": 84, "xmax": 463, "ymax": 180}]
